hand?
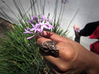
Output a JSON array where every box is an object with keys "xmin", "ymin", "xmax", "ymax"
[{"xmin": 37, "ymin": 31, "xmax": 99, "ymax": 74}]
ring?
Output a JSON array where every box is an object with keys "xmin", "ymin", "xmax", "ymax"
[{"xmin": 38, "ymin": 41, "xmax": 59, "ymax": 57}]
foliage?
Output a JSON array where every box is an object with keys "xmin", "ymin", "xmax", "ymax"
[{"xmin": 0, "ymin": 22, "xmax": 52, "ymax": 74}]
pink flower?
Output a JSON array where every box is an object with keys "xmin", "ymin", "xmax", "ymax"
[
  {"xmin": 61, "ymin": 0, "xmax": 68, "ymax": 4},
  {"xmin": 45, "ymin": 22, "xmax": 54, "ymax": 32},
  {"xmin": 28, "ymin": 14, "xmax": 41, "ymax": 24},
  {"xmin": 24, "ymin": 15, "xmax": 54, "ymax": 40},
  {"xmin": 27, "ymin": 35, "xmax": 35, "ymax": 40},
  {"xmin": 30, "ymin": 23, "xmax": 41, "ymax": 33},
  {"xmin": 1, "ymin": 0, "xmax": 5, "ymax": 3},
  {"xmin": 23, "ymin": 27, "xmax": 33, "ymax": 34}
]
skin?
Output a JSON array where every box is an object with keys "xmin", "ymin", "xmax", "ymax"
[{"xmin": 37, "ymin": 31, "xmax": 99, "ymax": 74}]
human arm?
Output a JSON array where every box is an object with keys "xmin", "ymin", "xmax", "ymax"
[{"xmin": 37, "ymin": 31, "xmax": 99, "ymax": 74}]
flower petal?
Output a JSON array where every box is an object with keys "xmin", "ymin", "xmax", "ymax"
[{"xmin": 27, "ymin": 35, "xmax": 35, "ymax": 40}]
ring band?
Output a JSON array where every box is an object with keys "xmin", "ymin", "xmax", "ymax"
[{"xmin": 38, "ymin": 41, "xmax": 59, "ymax": 57}]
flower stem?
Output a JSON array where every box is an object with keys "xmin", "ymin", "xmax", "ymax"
[
  {"xmin": 66, "ymin": 9, "xmax": 80, "ymax": 30},
  {"xmin": 0, "ymin": 8, "xmax": 13, "ymax": 22},
  {"xmin": 4, "ymin": 1, "xmax": 19, "ymax": 20}
]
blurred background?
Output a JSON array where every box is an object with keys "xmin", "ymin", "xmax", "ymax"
[{"xmin": 0, "ymin": 0, "xmax": 99, "ymax": 50}]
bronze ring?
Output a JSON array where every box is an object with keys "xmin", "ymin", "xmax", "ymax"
[{"xmin": 38, "ymin": 41, "xmax": 59, "ymax": 57}]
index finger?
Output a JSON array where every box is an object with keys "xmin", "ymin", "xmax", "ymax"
[{"xmin": 37, "ymin": 31, "xmax": 70, "ymax": 44}]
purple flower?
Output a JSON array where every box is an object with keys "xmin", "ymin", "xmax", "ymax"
[
  {"xmin": 28, "ymin": 14, "xmax": 41, "ymax": 24},
  {"xmin": 28, "ymin": 20, "xmax": 34, "ymax": 24},
  {"xmin": 23, "ymin": 29, "xmax": 33, "ymax": 34},
  {"xmin": 28, "ymin": 16, "xmax": 37, "ymax": 23},
  {"xmin": 39, "ymin": 15, "xmax": 54, "ymax": 32},
  {"xmin": 27, "ymin": 27, "xmax": 31, "ymax": 30},
  {"xmin": 42, "ymin": 15, "xmax": 47, "ymax": 21},
  {"xmin": 48, "ymin": 1, "xmax": 49, "ymax": 3},
  {"xmin": 39, "ymin": 21, "xmax": 49, "ymax": 32},
  {"xmin": 27, "ymin": 35, "xmax": 35, "ymax": 40},
  {"xmin": 46, "ymin": 22, "xmax": 54, "ymax": 32},
  {"xmin": 23, "ymin": 27, "xmax": 33, "ymax": 34},
  {"xmin": 1, "ymin": 0, "xmax": 5, "ymax": 3},
  {"xmin": 30, "ymin": 23, "xmax": 41, "ymax": 33},
  {"xmin": 61, "ymin": 0, "xmax": 68, "ymax": 4},
  {"xmin": 58, "ymin": 24, "xmax": 60, "ymax": 26},
  {"xmin": 24, "ymin": 15, "xmax": 54, "ymax": 40}
]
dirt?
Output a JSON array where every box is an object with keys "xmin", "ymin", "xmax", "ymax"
[{"xmin": 0, "ymin": 17, "xmax": 13, "ymax": 41}]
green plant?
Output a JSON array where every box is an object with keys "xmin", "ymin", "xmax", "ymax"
[{"xmin": 0, "ymin": 22, "xmax": 52, "ymax": 74}]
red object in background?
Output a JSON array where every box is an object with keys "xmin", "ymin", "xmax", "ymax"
[
  {"xmin": 89, "ymin": 26, "xmax": 99, "ymax": 39},
  {"xmin": 90, "ymin": 41, "xmax": 99, "ymax": 55},
  {"xmin": 89, "ymin": 26, "xmax": 99, "ymax": 55}
]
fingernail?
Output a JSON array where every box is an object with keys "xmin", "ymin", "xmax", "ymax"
[{"xmin": 42, "ymin": 31, "xmax": 47, "ymax": 36}]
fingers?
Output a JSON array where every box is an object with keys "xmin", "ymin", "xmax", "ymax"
[
  {"xmin": 37, "ymin": 34, "xmax": 51, "ymax": 44},
  {"xmin": 42, "ymin": 31, "xmax": 66, "ymax": 42},
  {"xmin": 37, "ymin": 31, "xmax": 71, "ymax": 44},
  {"xmin": 36, "ymin": 31, "xmax": 76, "ymax": 72},
  {"xmin": 36, "ymin": 31, "xmax": 64, "ymax": 62}
]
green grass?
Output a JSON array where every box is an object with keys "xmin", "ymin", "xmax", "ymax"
[{"xmin": 0, "ymin": 15, "xmax": 69, "ymax": 74}]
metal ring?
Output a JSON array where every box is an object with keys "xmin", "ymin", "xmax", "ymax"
[{"xmin": 38, "ymin": 41, "xmax": 59, "ymax": 57}]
